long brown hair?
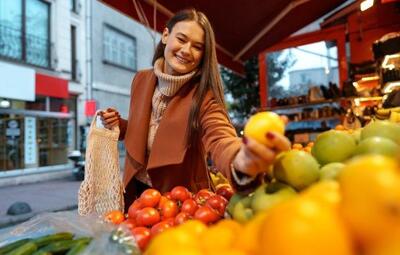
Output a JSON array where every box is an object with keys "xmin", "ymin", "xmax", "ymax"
[{"xmin": 152, "ymin": 9, "xmax": 227, "ymax": 147}]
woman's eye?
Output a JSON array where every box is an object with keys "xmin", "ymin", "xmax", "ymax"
[{"xmin": 177, "ymin": 37, "xmax": 185, "ymax": 43}]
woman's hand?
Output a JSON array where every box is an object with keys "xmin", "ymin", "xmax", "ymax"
[
  {"xmin": 232, "ymin": 131, "xmax": 291, "ymax": 177},
  {"xmin": 98, "ymin": 108, "xmax": 121, "ymax": 129}
]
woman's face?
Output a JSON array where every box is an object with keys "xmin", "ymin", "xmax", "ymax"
[{"xmin": 162, "ymin": 20, "xmax": 205, "ymax": 75}]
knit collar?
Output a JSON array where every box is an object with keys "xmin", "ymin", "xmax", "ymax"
[{"xmin": 153, "ymin": 58, "xmax": 197, "ymax": 97}]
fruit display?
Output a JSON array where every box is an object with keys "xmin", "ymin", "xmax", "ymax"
[
  {"xmin": 4, "ymin": 111, "xmax": 400, "ymax": 255},
  {"xmin": 138, "ymin": 113, "xmax": 400, "ymax": 254}
]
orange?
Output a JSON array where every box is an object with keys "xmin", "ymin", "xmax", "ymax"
[
  {"xmin": 292, "ymin": 143, "xmax": 303, "ymax": 150},
  {"xmin": 339, "ymin": 155, "xmax": 400, "ymax": 246},
  {"xmin": 200, "ymin": 220, "xmax": 241, "ymax": 254},
  {"xmin": 301, "ymin": 180, "xmax": 341, "ymax": 211},
  {"xmin": 234, "ymin": 211, "xmax": 267, "ymax": 254},
  {"xmin": 335, "ymin": 124, "xmax": 346, "ymax": 130},
  {"xmin": 244, "ymin": 111, "xmax": 285, "ymax": 147},
  {"xmin": 145, "ymin": 227, "xmax": 200, "ymax": 255},
  {"xmin": 258, "ymin": 197, "xmax": 354, "ymax": 255}
]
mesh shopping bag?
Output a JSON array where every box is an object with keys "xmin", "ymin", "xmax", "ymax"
[{"xmin": 78, "ymin": 113, "xmax": 124, "ymax": 216}]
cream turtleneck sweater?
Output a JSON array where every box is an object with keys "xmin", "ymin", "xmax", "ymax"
[{"xmin": 135, "ymin": 58, "xmax": 197, "ymax": 185}]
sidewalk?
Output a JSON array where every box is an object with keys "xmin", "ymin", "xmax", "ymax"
[{"xmin": 0, "ymin": 178, "xmax": 81, "ymax": 228}]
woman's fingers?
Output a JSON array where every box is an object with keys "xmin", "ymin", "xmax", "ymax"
[
  {"xmin": 266, "ymin": 132, "xmax": 291, "ymax": 152},
  {"xmin": 243, "ymin": 136, "xmax": 276, "ymax": 163}
]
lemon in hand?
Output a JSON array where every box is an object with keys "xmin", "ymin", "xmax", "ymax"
[{"xmin": 244, "ymin": 111, "xmax": 285, "ymax": 146}]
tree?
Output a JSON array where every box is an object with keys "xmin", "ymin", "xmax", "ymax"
[
  {"xmin": 267, "ymin": 51, "xmax": 297, "ymax": 99},
  {"xmin": 220, "ymin": 57, "xmax": 260, "ymax": 125},
  {"xmin": 221, "ymin": 52, "xmax": 295, "ymax": 124}
]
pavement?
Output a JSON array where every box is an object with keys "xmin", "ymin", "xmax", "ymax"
[{"xmin": 0, "ymin": 177, "xmax": 81, "ymax": 229}]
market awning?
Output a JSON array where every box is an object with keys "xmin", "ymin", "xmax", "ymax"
[{"xmin": 99, "ymin": 0, "xmax": 347, "ymax": 74}]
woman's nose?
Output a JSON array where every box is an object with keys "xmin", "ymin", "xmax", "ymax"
[{"xmin": 180, "ymin": 43, "xmax": 191, "ymax": 55}]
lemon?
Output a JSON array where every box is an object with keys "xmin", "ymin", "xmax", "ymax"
[{"xmin": 244, "ymin": 111, "xmax": 285, "ymax": 146}]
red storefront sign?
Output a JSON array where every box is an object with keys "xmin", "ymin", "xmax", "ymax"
[
  {"xmin": 35, "ymin": 73, "xmax": 69, "ymax": 98},
  {"xmin": 85, "ymin": 100, "xmax": 97, "ymax": 117}
]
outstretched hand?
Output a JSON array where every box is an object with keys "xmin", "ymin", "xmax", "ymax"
[{"xmin": 232, "ymin": 131, "xmax": 291, "ymax": 177}]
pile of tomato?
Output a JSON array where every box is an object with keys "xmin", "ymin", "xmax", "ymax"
[{"xmin": 122, "ymin": 185, "xmax": 233, "ymax": 251}]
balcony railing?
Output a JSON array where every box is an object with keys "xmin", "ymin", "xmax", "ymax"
[{"xmin": 0, "ymin": 23, "xmax": 49, "ymax": 68}]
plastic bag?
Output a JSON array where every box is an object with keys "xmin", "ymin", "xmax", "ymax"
[{"xmin": 0, "ymin": 211, "xmax": 139, "ymax": 255}]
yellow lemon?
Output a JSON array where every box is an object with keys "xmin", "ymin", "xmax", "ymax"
[{"xmin": 244, "ymin": 111, "xmax": 285, "ymax": 146}]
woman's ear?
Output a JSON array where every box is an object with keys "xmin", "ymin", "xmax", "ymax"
[{"xmin": 161, "ymin": 27, "xmax": 169, "ymax": 44}]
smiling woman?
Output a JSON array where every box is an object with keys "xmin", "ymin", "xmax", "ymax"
[{"xmin": 99, "ymin": 9, "xmax": 291, "ymax": 210}]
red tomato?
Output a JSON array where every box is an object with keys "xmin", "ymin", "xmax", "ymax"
[
  {"xmin": 150, "ymin": 220, "xmax": 174, "ymax": 237},
  {"xmin": 163, "ymin": 192, "xmax": 172, "ymax": 200},
  {"xmin": 206, "ymin": 195, "xmax": 228, "ymax": 216},
  {"xmin": 216, "ymin": 185, "xmax": 234, "ymax": 200},
  {"xmin": 180, "ymin": 198, "xmax": 199, "ymax": 216},
  {"xmin": 105, "ymin": 210, "xmax": 125, "ymax": 224},
  {"xmin": 157, "ymin": 196, "xmax": 169, "ymax": 208},
  {"xmin": 128, "ymin": 199, "xmax": 144, "ymax": 220},
  {"xmin": 122, "ymin": 218, "xmax": 137, "ymax": 231},
  {"xmin": 164, "ymin": 217, "xmax": 175, "ymax": 227},
  {"xmin": 174, "ymin": 212, "xmax": 191, "ymax": 225},
  {"xmin": 131, "ymin": 227, "xmax": 151, "ymax": 251},
  {"xmin": 136, "ymin": 207, "xmax": 161, "ymax": 227},
  {"xmin": 140, "ymin": 189, "xmax": 161, "ymax": 208},
  {"xmin": 170, "ymin": 186, "xmax": 192, "ymax": 202},
  {"xmin": 194, "ymin": 189, "xmax": 214, "ymax": 205},
  {"xmin": 194, "ymin": 205, "xmax": 221, "ymax": 225},
  {"xmin": 158, "ymin": 199, "xmax": 179, "ymax": 220}
]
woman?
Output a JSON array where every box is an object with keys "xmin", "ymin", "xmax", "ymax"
[{"xmin": 100, "ymin": 9, "xmax": 290, "ymax": 209}]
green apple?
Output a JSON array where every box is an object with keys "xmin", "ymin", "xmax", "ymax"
[
  {"xmin": 311, "ymin": 130, "xmax": 356, "ymax": 165},
  {"xmin": 273, "ymin": 150, "xmax": 320, "ymax": 191},
  {"xmin": 361, "ymin": 120, "xmax": 400, "ymax": 145},
  {"xmin": 232, "ymin": 195, "xmax": 254, "ymax": 223},
  {"xmin": 251, "ymin": 182, "xmax": 297, "ymax": 213},
  {"xmin": 226, "ymin": 193, "xmax": 245, "ymax": 216},
  {"xmin": 354, "ymin": 136, "xmax": 400, "ymax": 158},
  {"xmin": 320, "ymin": 162, "xmax": 345, "ymax": 181},
  {"xmin": 351, "ymin": 129, "xmax": 362, "ymax": 144}
]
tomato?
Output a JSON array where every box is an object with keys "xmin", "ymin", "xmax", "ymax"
[
  {"xmin": 128, "ymin": 199, "xmax": 144, "ymax": 220},
  {"xmin": 180, "ymin": 198, "xmax": 199, "ymax": 216},
  {"xmin": 105, "ymin": 210, "xmax": 125, "ymax": 224},
  {"xmin": 164, "ymin": 217, "xmax": 175, "ymax": 227},
  {"xmin": 194, "ymin": 205, "xmax": 221, "ymax": 225},
  {"xmin": 158, "ymin": 199, "xmax": 179, "ymax": 220},
  {"xmin": 174, "ymin": 212, "xmax": 191, "ymax": 225},
  {"xmin": 194, "ymin": 189, "xmax": 214, "ymax": 205},
  {"xmin": 140, "ymin": 188, "xmax": 161, "ymax": 208},
  {"xmin": 216, "ymin": 185, "xmax": 234, "ymax": 200},
  {"xmin": 131, "ymin": 226, "xmax": 151, "ymax": 251},
  {"xmin": 206, "ymin": 195, "xmax": 228, "ymax": 216},
  {"xmin": 122, "ymin": 218, "xmax": 137, "ymax": 231},
  {"xmin": 150, "ymin": 220, "xmax": 174, "ymax": 237},
  {"xmin": 136, "ymin": 207, "xmax": 161, "ymax": 227},
  {"xmin": 163, "ymin": 191, "xmax": 172, "ymax": 200},
  {"xmin": 170, "ymin": 186, "xmax": 192, "ymax": 202}
]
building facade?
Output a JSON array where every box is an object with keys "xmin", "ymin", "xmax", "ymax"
[
  {"xmin": 90, "ymin": 0, "xmax": 159, "ymax": 160},
  {"xmin": 0, "ymin": 0, "xmax": 159, "ymax": 185},
  {"xmin": 0, "ymin": 0, "xmax": 87, "ymax": 185}
]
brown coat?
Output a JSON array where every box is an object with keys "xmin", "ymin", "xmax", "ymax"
[{"xmin": 119, "ymin": 69, "xmax": 241, "ymax": 194}]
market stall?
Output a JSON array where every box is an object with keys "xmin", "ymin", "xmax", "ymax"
[{"xmin": 1, "ymin": 1, "xmax": 400, "ymax": 255}]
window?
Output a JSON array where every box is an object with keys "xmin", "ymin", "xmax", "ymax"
[
  {"xmin": 103, "ymin": 25, "xmax": 137, "ymax": 71},
  {"xmin": 70, "ymin": 0, "xmax": 78, "ymax": 13},
  {"xmin": 267, "ymin": 41, "xmax": 339, "ymax": 100},
  {"xmin": 0, "ymin": 0, "xmax": 50, "ymax": 68},
  {"xmin": 71, "ymin": 25, "xmax": 77, "ymax": 81}
]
